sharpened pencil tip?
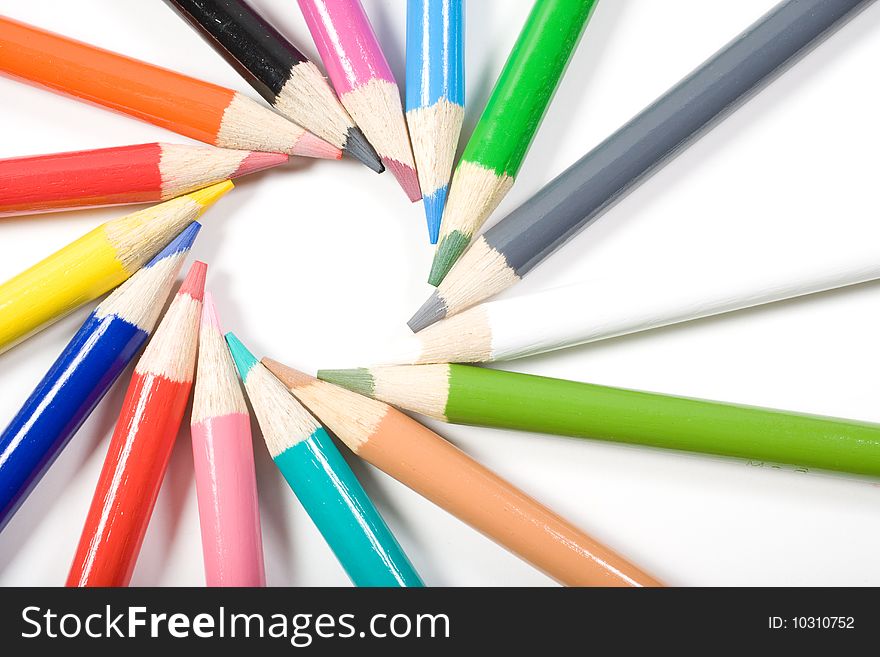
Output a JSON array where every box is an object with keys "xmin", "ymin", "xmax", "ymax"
[
  {"xmin": 262, "ymin": 358, "xmax": 315, "ymax": 389},
  {"xmin": 145, "ymin": 222, "xmax": 201, "ymax": 267},
  {"xmin": 233, "ymin": 151, "xmax": 289, "ymax": 177},
  {"xmin": 225, "ymin": 332, "xmax": 258, "ymax": 380},
  {"xmin": 428, "ymin": 230, "xmax": 470, "ymax": 286},
  {"xmin": 201, "ymin": 291, "xmax": 221, "ymax": 332},
  {"xmin": 344, "ymin": 127, "xmax": 384, "ymax": 173},
  {"xmin": 178, "ymin": 261, "xmax": 207, "ymax": 302},
  {"xmin": 188, "ymin": 180, "xmax": 234, "ymax": 213},
  {"xmin": 382, "ymin": 158, "xmax": 422, "ymax": 202},
  {"xmin": 294, "ymin": 132, "xmax": 343, "ymax": 160},
  {"xmin": 423, "ymin": 186, "xmax": 448, "ymax": 245},
  {"xmin": 407, "ymin": 291, "xmax": 447, "ymax": 333},
  {"xmin": 317, "ymin": 368, "xmax": 375, "ymax": 397}
]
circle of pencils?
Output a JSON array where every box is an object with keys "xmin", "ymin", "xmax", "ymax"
[
  {"xmin": 1, "ymin": 0, "xmax": 878, "ymax": 588},
  {"xmin": 166, "ymin": 0, "xmax": 383, "ymax": 172},
  {"xmin": 407, "ymin": 0, "xmax": 873, "ymax": 332},
  {"xmin": 67, "ymin": 262, "xmax": 207, "ymax": 587},
  {"xmin": 0, "ymin": 16, "xmax": 340, "ymax": 159},
  {"xmin": 0, "ymin": 143, "xmax": 285, "ymax": 218},
  {"xmin": 227, "ymin": 333, "xmax": 423, "ymax": 587},
  {"xmin": 265, "ymin": 358, "xmax": 662, "ymax": 587}
]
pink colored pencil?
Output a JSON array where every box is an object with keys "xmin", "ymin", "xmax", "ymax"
[
  {"xmin": 298, "ymin": 0, "xmax": 421, "ymax": 202},
  {"xmin": 190, "ymin": 292, "xmax": 266, "ymax": 587}
]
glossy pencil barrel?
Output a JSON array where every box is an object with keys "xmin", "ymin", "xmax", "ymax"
[
  {"xmin": 191, "ymin": 414, "xmax": 265, "ymax": 586},
  {"xmin": 357, "ymin": 406, "xmax": 657, "ymax": 586},
  {"xmin": 67, "ymin": 372, "xmax": 193, "ymax": 586},
  {"xmin": 0, "ymin": 315, "xmax": 146, "ymax": 532},
  {"xmin": 273, "ymin": 427, "xmax": 424, "ymax": 586}
]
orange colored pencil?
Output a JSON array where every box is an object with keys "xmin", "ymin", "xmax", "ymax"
[{"xmin": 0, "ymin": 16, "xmax": 339, "ymax": 159}]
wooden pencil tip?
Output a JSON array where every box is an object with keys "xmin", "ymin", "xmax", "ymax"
[
  {"xmin": 382, "ymin": 158, "xmax": 422, "ymax": 202},
  {"xmin": 262, "ymin": 358, "xmax": 315, "ymax": 390},
  {"xmin": 225, "ymin": 332, "xmax": 258, "ymax": 380},
  {"xmin": 295, "ymin": 132, "xmax": 343, "ymax": 160},
  {"xmin": 407, "ymin": 290, "xmax": 447, "ymax": 333},
  {"xmin": 188, "ymin": 180, "xmax": 234, "ymax": 214},
  {"xmin": 177, "ymin": 261, "xmax": 207, "ymax": 302},
  {"xmin": 317, "ymin": 369, "xmax": 375, "ymax": 397},
  {"xmin": 233, "ymin": 151, "xmax": 289, "ymax": 177},
  {"xmin": 428, "ymin": 229, "xmax": 470, "ymax": 286},
  {"xmin": 145, "ymin": 222, "xmax": 201, "ymax": 267},
  {"xmin": 201, "ymin": 291, "xmax": 221, "ymax": 332},
  {"xmin": 344, "ymin": 127, "xmax": 384, "ymax": 173}
]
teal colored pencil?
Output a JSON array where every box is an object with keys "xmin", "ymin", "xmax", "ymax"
[{"xmin": 225, "ymin": 333, "xmax": 423, "ymax": 587}]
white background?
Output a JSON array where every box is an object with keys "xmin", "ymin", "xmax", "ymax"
[{"xmin": 1, "ymin": 0, "xmax": 879, "ymax": 586}]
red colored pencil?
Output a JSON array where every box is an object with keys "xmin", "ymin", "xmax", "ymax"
[
  {"xmin": 67, "ymin": 261, "xmax": 206, "ymax": 587},
  {"xmin": 0, "ymin": 143, "xmax": 287, "ymax": 218}
]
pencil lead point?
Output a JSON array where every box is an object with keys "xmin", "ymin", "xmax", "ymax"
[
  {"xmin": 225, "ymin": 332, "xmax": 258, "ymax": 380},
  {"xmin": 188, "ymin": 180, "xmax": 234, "ymax": 214},
  {"xmin": 201, "ymin": 291, "xmax": 221, "ymax": 331},
  {"xmin": 428, "ymin": 230, "xmax": 469, "ymax": 285},
  {"xmin": 423, "ymin": 185, "xmax": 447, "ymax": 245},
  {"xmin": 295, "ymin": 132, "xmax": 343, "ymax": 160},
  {"xmin": 177, "ymin": 261, "xmax": 207, "ymax": 302},
  {"xmin": 145, "ymin": 222, "xmax": 200, "ymax": 267},
  {"xmin": 317, "ymin": 368, "xmax": 375, "ymax": 397},
  {"xmin": 382, "ymin": 158, "xmax": 422, "ymax": 202},
  {"xmin": 407, "ymin": 291, "xmax": 447, "ymax": 333},
  {"xmin": 233, "ymin": 151, "xmax": 289, "ymax": 177},
  {"xmin": 262, "ymin": 358, "xmax": 315, "ymax": 389},
  {"xmin": 344, "ymin": 127, "xmax": 384, "ymax": 172}
]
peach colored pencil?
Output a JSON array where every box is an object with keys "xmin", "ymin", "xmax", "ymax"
[{"xmin": 263, "ymin": 358, "xmax": 662, "ymax": 588}]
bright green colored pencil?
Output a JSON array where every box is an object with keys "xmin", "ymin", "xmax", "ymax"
[
  {"xmin": 319, "ymin": 364, "xmax": 880, "ymax": 478},
  {"xmin": 429, "ymin": 0, "xmax": 599, "ymax": 285}
]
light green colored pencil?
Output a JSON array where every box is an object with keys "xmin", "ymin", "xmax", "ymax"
[{"xmin": 319, "ymin": 364, "xmax": 880, "ymax": 478}]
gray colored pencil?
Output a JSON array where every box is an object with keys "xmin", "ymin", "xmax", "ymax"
[{"xmin": 408, "ymin": 0, "xmax": 874, "ymax": 332}]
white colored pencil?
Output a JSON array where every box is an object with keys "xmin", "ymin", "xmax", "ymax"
[{"xmin": 391, "ymin": 254, "xmax": 880, "ymax": 364}]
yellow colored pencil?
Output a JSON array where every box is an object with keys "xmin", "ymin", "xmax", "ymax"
[{"xmin": 0, "ymin": 181, "xmax": 232, "ymax": 353}]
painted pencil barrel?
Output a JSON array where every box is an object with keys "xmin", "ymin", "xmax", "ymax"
[
  {"xmin": 67, "ymin": 374, "xmax": 192, "ymax": 586},
  {"xmin": 459, "ymin": 0, "xmax": 595, "ymax": 176},
  {"xmin": 483, "ymin": 0, "xmax": 872, "ymax": 279},
  {"xmin": 445, "ymin": 366, "xmax": 880, "ymax": 477},
  {"xmin": 405, "ymin": 0, "xmax": 464, "ymax": 110},
  {"xmin": 0, "ymin": 16, "xmax": 232, "ymax": 144},
  {"xmin": 297, "ymin": 0, "xmax": 396, "ymax": 93},
  {"xmin": 0, "ymin": 143, "xmax": 163, "ymax": 215},
  {"xmin": 274, "ymin": 428, "xmax": 423, "ymax": 587},
  {"xmin": 0, "ymin": 228, "xmax": 129, "ymax": 354},
  {"xmin": 191, "ymin": 413, "xmax": 266, "ymax": 587},
  {"xmin": 359, "ymin": 407, "xmax": 659, "ymax": 586},
  {"xmin": 0, "ymin": 315, "xmax": 146, "ymax": 532}
]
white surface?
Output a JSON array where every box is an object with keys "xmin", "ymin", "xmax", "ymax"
[{"xmin": 0, "ymin": 0, "xmax": 879, "ymax": 587}]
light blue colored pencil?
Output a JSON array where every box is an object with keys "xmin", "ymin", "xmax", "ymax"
[
  {"xmin": 225, "ymin": 333, "xmax": 423, "ymax": 587},
  {"xmin": 406, "ymin": 0, "xmax": 464, "ymax": 243}
]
